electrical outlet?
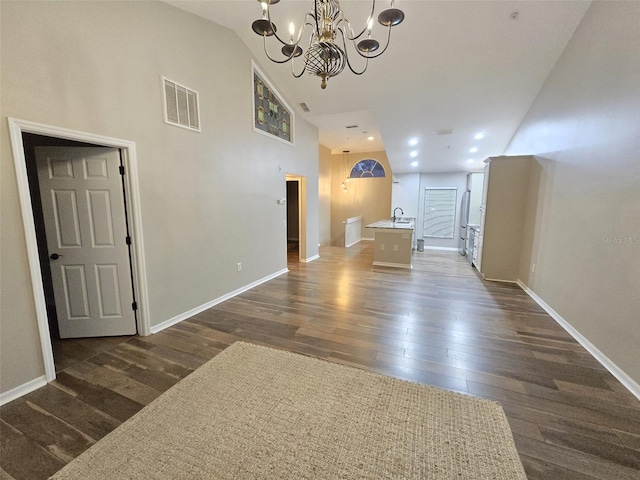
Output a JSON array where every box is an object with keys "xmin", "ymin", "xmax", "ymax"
[
  {"xmin": 237, "ymin": 262, "xmax": 242, "ymax": 272},
  {"xmin": 380, "ymin": 244, "xmax": 385, "ymax": 250},
  {"xmin": 531, "ymin": 263, "xmax": 536, "ymax": 273},
  {"xmin": 393, "ymin": 245, "xmax": 398, "ymax": 251}
]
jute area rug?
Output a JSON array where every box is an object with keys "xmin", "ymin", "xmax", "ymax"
[{"xmin": 52, "ymin": 342, "xmax": 527, "ymax": 479}]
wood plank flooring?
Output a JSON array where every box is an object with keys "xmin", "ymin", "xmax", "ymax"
[{"xmin": 1, "ymin": 242, "xmax": 639, "ymax": 479}]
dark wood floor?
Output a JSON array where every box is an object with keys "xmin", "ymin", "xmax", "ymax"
[{"xmin": 1, "ymin": 243, "xmax": 639, "ymax": 479}]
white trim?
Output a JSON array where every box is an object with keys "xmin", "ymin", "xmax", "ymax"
[
  {"xmin": 0, "ymin": 376, "xmax": 47, "ymax": 407},
  {"xmin": 7, "ymin": 118, "xmax": 151, "ymax": 388},
  {"xmin": 7, "ymin": 121, "xmax": 55, "ymax": 382},
  {"xmin": 150, "ymin": 268, "xmax": 289, "ymax": 334},
  {"xmin": 301, "ymin": 254, "xmax": 320, "ymax": 263},
  {"xmin": 485, "ymin": 278, "xmax": 519, "ymax": 284},
  {"xmin": 423, "ymin": 246, "xmax": 459, "ymax": 252},
  {"xmin": 362, "ymin": 237, "xmax": 375, "ymax": 242},
  {"xmin": 345, "ymin": 239, "xmax": 361, "ymax": 248},
  {"xmin": 517, "ymin": 280, "xmax": 640, "ymax": 401},
  {"xmin": 372, "ymin": 261, "xmax": 413, "ymax": 269}
]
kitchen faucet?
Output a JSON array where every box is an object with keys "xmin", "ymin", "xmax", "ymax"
[{"xmin": 393, "ymin": 207, "xmax": 404, "ymax": 222}]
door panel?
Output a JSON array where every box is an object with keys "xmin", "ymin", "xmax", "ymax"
[
  {"xmin": 36, "ymin": 147, "xmax": 136, "ymax": 338},
  {"xmin": 95, "ymin": 264, "xmax": 122, "ymax": 317},
  {"xmin": 62, "ymin": 264, "xmax": 90, "ymax": 319},
  {"xmin": 87, "ymin": 190, "xmax": 115, "ymax": 247},
  {"xmin": 52, "ymin": 190, "xmax": 82, "ymax": 247}
]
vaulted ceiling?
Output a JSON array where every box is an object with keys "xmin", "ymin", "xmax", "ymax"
[{"xmin": 166, "ymin": 1, "xmax": 590, "ymax": 173}]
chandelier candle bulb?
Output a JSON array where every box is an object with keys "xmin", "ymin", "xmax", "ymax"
[{"xmin": 252, "ymin": 0, "xmax": 405, "ymax": 89}]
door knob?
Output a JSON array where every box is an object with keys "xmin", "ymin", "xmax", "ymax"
[{"xmin": 50, "ymin": 253, "xmax": 63, "ymax": 260}]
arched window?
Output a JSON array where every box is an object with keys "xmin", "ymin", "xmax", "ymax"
[{"xmin": 349, "ymin": 159, "xmax": 386, "ymax": 178}]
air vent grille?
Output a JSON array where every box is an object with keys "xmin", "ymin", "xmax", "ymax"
[
  {"xmin": 345, "ymin": 125, "xmax": 358, "ymax": 129},
  {"xmin": 437, "ymin": 129, "xmax": 454, "ymax": 135},
  {"xmin": 299, "ymin": 102, "xmax": 310, "ymax": 112},
  {"xmin": 163, "ymin": 77, "xmax": 200, "ymax": 132}
]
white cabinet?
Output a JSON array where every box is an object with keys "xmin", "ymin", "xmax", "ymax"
[
  {"xmin": 467, "ymin": 173, "xmax": 484, "ymax": 226},
  {"xmin": 477, "ymin": 156, "xmax": 532, "ymax": 282}
]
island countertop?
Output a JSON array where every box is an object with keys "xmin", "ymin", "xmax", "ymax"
[{"xmin": 366, "ymin": 218, "xmax": 415, "ymax": 230}]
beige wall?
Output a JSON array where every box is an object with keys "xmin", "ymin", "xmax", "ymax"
[
  {"xmin": 329, "ymin": 151, "xmax": 392, "ymax": 246},
  {"xmin": 318, "ymin": 144, "xmax": 332, "ymax": 246},
  {"xmin": 1, "ymin": 1, "xmax": 319, "ymax": 394},
  {"xmin": 506, "ymin": 2, "xmax": 640, "ymax": 384}
]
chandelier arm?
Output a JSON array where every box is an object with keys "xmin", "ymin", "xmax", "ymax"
[
  {"xmin": 291, "ymin": 32, "xmax": 315, "ymax": 78},
  {"xmin": 354, "ymin": 25, "xmax": 393, "ymax": 60},
  {"xmin": 337, "ymin": 30, "xmax": 368, "ymax": 75},
  {"xmin": 265, "ymin": 7, "xmax": 316, "ymax": 47},
  {"xmin": 336, "ymin": 0, "xmax": 376, "ymax": 41},
  {"xmin": 261, "ymin": 35, "xmax": 296, "ymax": 64},
  {"xmin": 291, "ymin": 60, "xmax": 306, "ymax": 78},
  {"xmin": 313, "ymin": 0, "xmax": 321, "ymax": 36},
  {"xmin": 345, "ymin": 56, "xmax": 369, "ymax": 76}
]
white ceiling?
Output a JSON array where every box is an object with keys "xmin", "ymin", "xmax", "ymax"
[{"xmin": 166, "ymin": 0, "xmax": 590, "ymax": 173}]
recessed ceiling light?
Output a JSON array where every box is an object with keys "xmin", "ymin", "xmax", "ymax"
[
  {"xmin": 474, "ymin": 133, "xmax": 485, "ymax": 140},
  {"xmin": 469, "ymin": 147, "xmax": 478, "ymax": 153},
  {"xmin": 467, "ymin": 159, "xmax": 474, "ymax": 164},
  {"xmin": 367, "ymin": 136, "xmax": 374, "ymax": 141},
  {"xmin": 410, "ymin": 150, "xmax": 418, "ymax": 158},
  {"xmin": 409, "ymin": 138, "xmax": 418, "ymax": 146},
  {"xmin": 411, "ymin": 161, "xmax": 418, "ymax": 167}
]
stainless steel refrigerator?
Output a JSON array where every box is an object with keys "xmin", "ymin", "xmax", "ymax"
[{"xmin": 458, "ymin": 190, "xmax": 471, "ymax": 255}]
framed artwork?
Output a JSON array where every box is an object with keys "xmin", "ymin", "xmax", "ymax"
[{"xmin": 251, "ymin": 61, "xmax": 294, "ymax": 145}]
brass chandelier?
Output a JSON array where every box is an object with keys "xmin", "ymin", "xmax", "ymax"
[{"xmin": 252, "ymin": 0, "xmax": 405, "ymax": 89}]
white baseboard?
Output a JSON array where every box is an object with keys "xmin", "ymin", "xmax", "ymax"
[
  {"xmin": 150, "ymin": 268, "xmax": 289, "ymax": 334},
  {"xmin": 361, "ymin": 237, "xmax": 374, "ymax": 242},
  {"xmin": 517, "ymin": 279, "xmax": 640, "ymax": 401},
  {"xmin": 345, "ymin": 239, "xmax": 361, "ymax": 248},
  {"xmin": 0, "ymin": 375, "xmax": 47, "ymax": 406},
  {"xmin": 302, "ymin": 254, "xmax": 320, "ymax": 263},
  {"xmin": 485, "ymin": 277, "xmax": 519, "ymax": 284},
  {"xmin": 423, "ymin": 246, "xmax": 459, "ymax": 251}
]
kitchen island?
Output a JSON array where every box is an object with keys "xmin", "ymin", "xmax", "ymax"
[{"xmin": 366, "ymin": 218, "xmax": 415, "ymax": 268}]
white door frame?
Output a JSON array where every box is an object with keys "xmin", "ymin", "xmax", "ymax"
[{"xmin": 8, "ymin": 118, "xmax": 151, "ymax": 382}]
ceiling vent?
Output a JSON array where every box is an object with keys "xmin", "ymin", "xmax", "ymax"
[
  {"xmin": 437, "ymin": 129, "xmax": 454, "ymax": 135},
  {"xmin": 346, "ymin": 125, "xmax": 358, "ymax": 129},
  {"xmin": 163, "ymin": 77, "xmax": 200, "ymax": 132},
  {"xmin": 299, "ymin": 102, "xmax": 310, "ymax": 112}
]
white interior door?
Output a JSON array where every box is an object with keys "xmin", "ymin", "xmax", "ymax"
[{"xmin": 35, "ymin": 147, "xmax": 137, "ymax": 338}]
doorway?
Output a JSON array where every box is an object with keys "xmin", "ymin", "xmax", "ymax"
[
  {"xmin": 285, "ymin": 174, "xmax": 307, "ymax": 264},
  {"xmin": 286, "ymin": 179, "xmax": 300, "ymax": 263},
  {"xmin": 8, "ymin": 118, "xmax": 149, "ymax": 382}
]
